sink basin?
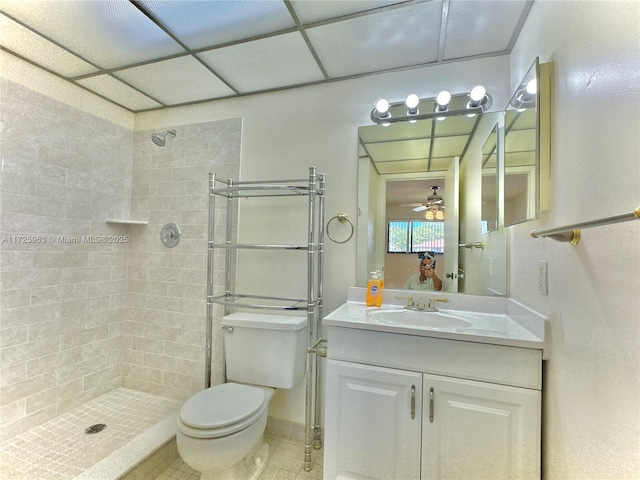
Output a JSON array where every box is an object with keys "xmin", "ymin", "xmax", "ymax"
[{"xmin": 369, "ymin": 309, "xmax": 472, "ymax": 329}]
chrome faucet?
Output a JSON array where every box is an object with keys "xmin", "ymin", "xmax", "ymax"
[{"xmin": 427, "ymin": 297, "xmax": 449, "ymax": 312}]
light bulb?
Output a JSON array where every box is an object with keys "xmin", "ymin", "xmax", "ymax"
[
  {"xmin": 425, "ymin": 210, "xmax": 434, "ymax": 220},
  {"xmin": 405, "ymin": 94, "xmax": 420, "ymax": 109},
  {"xmin": 526, "ymin": 78, "xmax": 537, "ymax": 95},
  {"xmin": 469, "ymin": 85, "xmax": 487, "ymax": 102},
  {"xmin": 435, "ymin": 210, "xmax": 444, "ymax": 220},
  {"xmin": 375, "ymin": 98, "xmax": 390, "ymax": 114},
  {"xmin": 435, "ymin": 90, "xmax": 451, "ymax": 107}
]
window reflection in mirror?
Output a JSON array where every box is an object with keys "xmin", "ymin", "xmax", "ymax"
[{"xmin": 481, "ymin": 125, "xmax": 498, "ymax": 233}]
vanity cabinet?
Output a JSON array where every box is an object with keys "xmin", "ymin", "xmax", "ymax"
[
  {"xmin": 324, "ymin": 360, "xmax": 422, "ymax": 480},
  {"xmin": 323, "ymin": 326, "xmax": 542, "ymax": 480},
  {"xmin": 421, "ymin": 374, "xmax": 540, "ymax": 480}
]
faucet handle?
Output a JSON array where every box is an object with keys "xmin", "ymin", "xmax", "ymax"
[
  {"xmin": 428, "ymin": 297, "xmax": 449, "ymax": 310},
  {"xmin": 394, "ymin": 295, "xmax": 414, "ymax": 308}
]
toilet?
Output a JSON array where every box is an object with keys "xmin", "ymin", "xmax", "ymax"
[{"xmin": 176, "ymin": 312, "xmax": 308, "ymax": 480}]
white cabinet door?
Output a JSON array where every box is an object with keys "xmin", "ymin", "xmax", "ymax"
[
  {"xmin": 324, "ymin": 359, "xmax": 422, "ymax": 480},
  {"xmin": 422, "ymin": 374, "xmax": 541, "ymax": 480}
]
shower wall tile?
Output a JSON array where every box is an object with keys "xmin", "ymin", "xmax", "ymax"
[
  {"xmin": 0, "ymin": 80, "xmax": 132, "ymax": 440},
  {"xmin": 0, "ymin": 80, "xmax": 241, "ymax": 439},
  {"xmin": 125, "ymin": 118, "xmax": 240, "ymax": 399}
]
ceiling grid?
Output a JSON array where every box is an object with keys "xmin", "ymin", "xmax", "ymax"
[{"xmin": 0, "ymin": 0, "xmax": 532, "ymax": 113}]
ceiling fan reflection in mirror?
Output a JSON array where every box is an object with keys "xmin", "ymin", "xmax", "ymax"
[{"xmin": 402, "ymin": 186, "xmax": 445, "ymax": 220}]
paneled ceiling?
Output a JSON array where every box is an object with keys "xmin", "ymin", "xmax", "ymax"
[{"xmin": 0, "ymin": 0, "xmax": 533, "ymax": 113}]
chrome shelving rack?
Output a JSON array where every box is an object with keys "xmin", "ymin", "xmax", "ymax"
[{"xmin": 206, "ymin": 167, "xmax": 325, "ymax": 472}]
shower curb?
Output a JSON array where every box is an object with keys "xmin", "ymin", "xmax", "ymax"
[{"xmin": 73, "ymin": 412, "xmax": 178, "ymax": 480}]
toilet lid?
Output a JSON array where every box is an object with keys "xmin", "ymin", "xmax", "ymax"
[{"xmin": 179, "ymin": 383, "xmax": 266, "ymax": 430}]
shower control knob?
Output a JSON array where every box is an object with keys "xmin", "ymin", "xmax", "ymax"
[{"xmin": 160, "ymin": 223, "xmax": 181, "ymax": 248}]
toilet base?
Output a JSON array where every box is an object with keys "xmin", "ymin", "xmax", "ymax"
[{"xmin": 200, "ymin": 440, "xmax": 269, "ymax": 480}]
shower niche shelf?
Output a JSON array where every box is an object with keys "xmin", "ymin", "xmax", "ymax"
[{"xmin": 105, "ymin": 219, "xmax": 148, "ymax": 225}]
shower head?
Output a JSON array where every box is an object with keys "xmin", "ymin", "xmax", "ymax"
[{"xmin": 151, "ymin": 129, "xmax": 176, "ymax": 146}]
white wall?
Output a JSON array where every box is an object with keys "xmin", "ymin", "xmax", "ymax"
[{"xmin": 508, "ymin": 1, "xmax": 640, "ymax": 477}]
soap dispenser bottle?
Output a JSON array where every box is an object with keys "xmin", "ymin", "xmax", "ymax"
[{"xmin": 366, "ymin": 271, "xmax": 383, "ymax": 307}]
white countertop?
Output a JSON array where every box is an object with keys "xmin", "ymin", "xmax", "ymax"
[{"xmin": 323, "ymin": 288, "xmax": 547, "ymax": 354}]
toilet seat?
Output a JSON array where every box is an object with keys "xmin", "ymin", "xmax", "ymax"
[{"xmin": 178, "ymin": 383, "xmax": 267, "ymax": 439}]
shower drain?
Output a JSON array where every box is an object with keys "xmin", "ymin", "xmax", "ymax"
[{"xmin": 85, "ymin": 423, "xmax": 107, "ymax": 435}]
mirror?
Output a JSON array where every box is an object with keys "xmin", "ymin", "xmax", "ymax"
[
  {"xmin": 356, "ymin": 60, "xmax": 549, "ymax": 297},
  {"xmin": 481, "ymin": 125, "xmax": 499, "ymax": 233},
  {"xmin": 504, "ymin": 58, "xmax": 550, "ymax": 225},
  {"xmin": 357, "ymin": 113, "xmax": 501, "ymax": 295}
]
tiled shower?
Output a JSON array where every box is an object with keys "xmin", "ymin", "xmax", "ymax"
[{"xmin": 0, "ymin": 80, "xmax": 242, "ymax": 472}]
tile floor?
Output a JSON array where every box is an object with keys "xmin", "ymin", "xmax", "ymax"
[
  {"xmin": 155, "ymin": 433, "xmax": 324, "ymax": 480},
  {"xmin": 0, "ymin": 389, "xmax": 181, "ymax": 479}
]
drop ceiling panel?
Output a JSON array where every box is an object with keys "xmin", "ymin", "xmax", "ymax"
[
  {"xmin": 0, "ymin": 14, "xmax": 98, "ymax": 77},
  {"xmin": 137, "ymin": 0, "xmax": 296, "ymax": 50},
  {"xmin": 431, "ymin": 135, "xmax": 470, "ymax": 157},
  {"xmin": 199, "ymin": 32, "xmax": 325, "ymax": 93},
  {"xmin": 1, "ymin": 0, "xmax": 532, "ymax": 113},
  {"xmin": 77, "ymin": 75, "xmax": 162, "ymax": 111},
  {"xmin": 505, "ymin": 151, "xmax": 535, "ymax": 166},
  {"xmin": 508, "ymin": 108, "xmax": 536, "ymax": 129},
  {"xmin": 368, "ymin": 139, "xmax": 431, "ymax": 162},
  {"xmin": 114, "ymin": 56, "xmax": 235, "ymax": 105},
  {"xmin": 376, "ymin": 159, "xmax": 430, "ymax": 175},
  {"xmin": 428, "ymin": 157, "xmax": 454, "ymax": 171},
  {"xmin": 433, "ymin": 116, "xmax": 477, "ymax": 136},
  {"xmin": 291, "ymin": 0, "xmax": 405, "ymax": 24},
  {"xmin": 0, "ymin": 0, "xmax": 185, "ymax": 69},
  {"xmin": 360, "ymin": 121, "xmax": 434, "ymax": 143},
  {"xmin": 443, "ymin": 0, "xmax": 528, "ymax": 60},
  {"xmin": 306, "ymin": 2, "xmax": 443, "ymax": 77},
  {"xmin": 505, "ymin": 129, "xmax": 536, "ymax": 152}
]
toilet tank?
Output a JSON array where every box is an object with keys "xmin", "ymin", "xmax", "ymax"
[{"xmin": 222, "ymin": 312, "xmax": 308, "ymax": 389}]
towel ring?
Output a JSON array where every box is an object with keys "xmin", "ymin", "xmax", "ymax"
[{"xmin": 327, "ymin": 213, "xmax": 354, "ymax": 244}]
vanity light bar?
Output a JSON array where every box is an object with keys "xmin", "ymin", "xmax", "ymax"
[{"xmin": 370, "ymin": 89, "xmax": 493, "ymax": 125}]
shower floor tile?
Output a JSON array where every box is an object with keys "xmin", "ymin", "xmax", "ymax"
[
  {"xmin": 155, "ymin": 433, "xmax": 324, "ymax": 480},
  {"xmin": 0, "ymin": 388, "xmax": 181, "ymax": 480}
]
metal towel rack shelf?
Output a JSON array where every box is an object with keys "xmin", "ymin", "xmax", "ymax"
[{"xmin": 530, "ymin": 206, "xmax": 640, "ymax": 245}]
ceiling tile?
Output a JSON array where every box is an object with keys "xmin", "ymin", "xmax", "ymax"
[
  {"xmin": 376, "ymin": 159, "xmax": 430, "ymax": 175},
  {"xmin": 428, "ymin": 157, "xmax": 453, "ymax": 171},
  {"xmin": 444, "ymin": 0, "xmax": 528, "ymax": 60},
  {"xmin": 505, "ymin": 151, "xmax": 535, "ymax": 167},
  {"xmin": 291, "ymin": 0, "xmax": 405, "ymax": 24},
  {"xmin": 306, "ymin": 2, "xmax": 443, "ymax": 78},
  {"xmin": 137, "ymin": 0, "xmax": 296, "ymax": 50},
  {"xmin": 431, "ymin": 135, "xmax": 470, "ymax": 157},
  {"xmin": 76, "ymin": 75, "xmax": 163, "ymax": 111},
  {"xmin": 0, "ymin": 0, "xmax": 185, "ymax": 69},
  {"xmin": 505, "ymin": 129, "xmax": 536, "ymax": 152},
  {"xmin": 360, "ymin": 120, "xmax": 434, "ymax": 144},
  {"xmin": 368, "ymin": 139, "xmax": 431, "ymax": 162},
  {"xmin": 114, "ymin": 56, "xmax": 235, "ymax": 105},
  {"xmin": 198, "ymin": 32, "xmax": 325, "ymax": 93},
  {"xmin": 433, "ymin": 115, "xmax": 478, "ymax": 136},
  {"xmin": 0, "ymin": 14, "xmax": 98, "ymax": 77}
]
